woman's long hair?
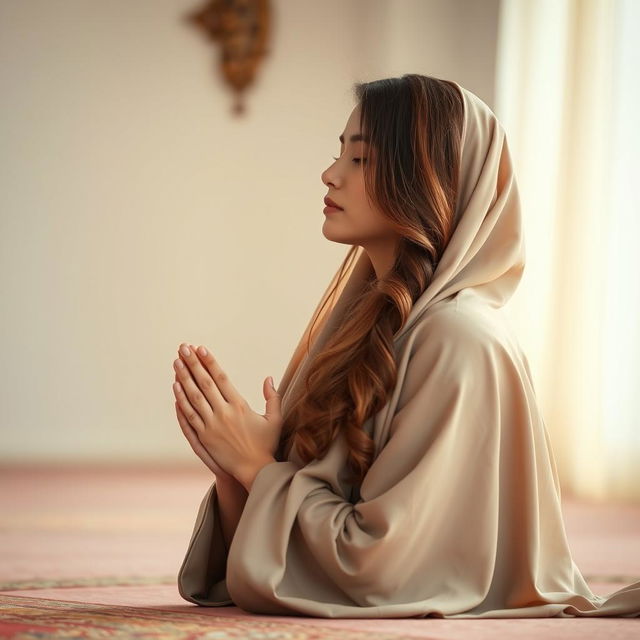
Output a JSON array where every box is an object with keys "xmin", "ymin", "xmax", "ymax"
[{"xmin": 277, "ymin": 74, "xmax": 465, "ymax": 486}]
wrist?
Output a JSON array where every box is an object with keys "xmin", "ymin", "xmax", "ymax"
[
  {"xmin": 215, "ymin": 471, "xmax": 243, "ymax": 493},
  {"xmin": 239, "ymin": 455, "xmax": 277, "ymax": 492}
]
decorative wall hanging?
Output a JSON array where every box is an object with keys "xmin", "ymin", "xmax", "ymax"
[{"xmin": 185, "ymin": 0, "xmax": 272, "ymax": 116}]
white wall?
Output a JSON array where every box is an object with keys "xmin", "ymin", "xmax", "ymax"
[{"xmin": 0, "ymin": 0, "xmax": 500, "ymax": 464}]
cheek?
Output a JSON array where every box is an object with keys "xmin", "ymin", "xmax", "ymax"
[
  {"xmin": 345, "ymin": 200, "xmax": 391, "ymax": 238},
  {"xmin": 354, "ymin": 189, "xmax": 395, "ymax": 236},
  {"xmin": 351, "ymin": 177, "xmax": 371, "ymax": 210}
]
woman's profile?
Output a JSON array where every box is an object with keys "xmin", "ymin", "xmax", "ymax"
[{"xmin": 175, "ymin": 74, "xmax": 640, "ymax": 618}]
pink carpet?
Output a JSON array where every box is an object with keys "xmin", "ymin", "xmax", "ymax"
[{"xmin": 1, "ymin": 464, "xmax": 638, "ymax": 639}]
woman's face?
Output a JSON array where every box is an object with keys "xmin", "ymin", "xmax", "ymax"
[{"xmin": 321, "ymin": 104, "xmax": 398, "ymax": 251}]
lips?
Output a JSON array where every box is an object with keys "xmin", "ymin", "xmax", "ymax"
[{"xmin": 324, "ymin": 196, "xmax": 343, "ymax": 210}]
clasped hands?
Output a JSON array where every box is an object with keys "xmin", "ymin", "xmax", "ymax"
[{"xmin": 172, "ymin": 342, "xmax": 282, "ymax": 491}]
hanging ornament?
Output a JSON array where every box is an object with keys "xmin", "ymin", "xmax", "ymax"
[{"xmin": 185, "ymin": 0, "xmax": 272, "ymax": 116}]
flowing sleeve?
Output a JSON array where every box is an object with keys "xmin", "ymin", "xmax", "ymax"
[
  {"xmin": 177, "ymin": 479, "xmax": 234, "ymax": 606},
  {"xmin": 221, "ymin": 314, "xmax": 510, "ymax": 617}
]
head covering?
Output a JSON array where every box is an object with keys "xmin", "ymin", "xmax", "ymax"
[
  {"xmin": 177, "ymin": 81, "xmax": 640, "ymax": 618},
  {"xmin": 276, "ymin": 81, "xmax": 525, "ymax": 426}
]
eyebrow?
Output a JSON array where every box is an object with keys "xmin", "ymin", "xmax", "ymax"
[{"xmin": 339, "ymin": 133, "xmax": 369, "ymax": 144}]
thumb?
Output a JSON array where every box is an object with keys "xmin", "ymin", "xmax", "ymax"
[{"xmin": 263, "ymin": 376, "xmax": 281, "ymax": 420}]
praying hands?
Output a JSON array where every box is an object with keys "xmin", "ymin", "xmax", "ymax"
[{"xmin": 172, "ymin": 342, "xmax": 282, "ymax": 491}]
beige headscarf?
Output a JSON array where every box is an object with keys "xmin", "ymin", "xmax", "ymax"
[
  {"xmin": 177, "ymin": 81, "xmax": 640, "ymax": 617},
  {"xmin": 276, "ymin": 81, "xmax": 525, "ymax": 432}
]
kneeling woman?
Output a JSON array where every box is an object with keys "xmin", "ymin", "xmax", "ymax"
[{"xmin": 172, "ymin": 74, "xmax": 640, "ymax": 619}]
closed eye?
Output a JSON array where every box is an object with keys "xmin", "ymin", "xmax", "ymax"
[{"xmin": 332, "ymin": 156, "xmax": 365, "ymax": 164}]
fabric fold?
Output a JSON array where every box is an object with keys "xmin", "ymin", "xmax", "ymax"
[{"xmin": 176, "ymin": 480, "xmax": 233, "ymax": 606}]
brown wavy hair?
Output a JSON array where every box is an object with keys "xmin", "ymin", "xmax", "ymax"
[{"xmin": 277, "ymin": 74, "xmax": 465, "ymax": 486}]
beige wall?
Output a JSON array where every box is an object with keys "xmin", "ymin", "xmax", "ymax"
[{"xmin": 0, "ymin": 0, "xmax": 500, "ymax": 464}]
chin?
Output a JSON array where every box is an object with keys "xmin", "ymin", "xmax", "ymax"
[{"xmin": 321, "ymin": 222, "xmax": 355, "ymax": 245}]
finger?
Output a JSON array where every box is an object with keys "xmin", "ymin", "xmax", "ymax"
[
  {"xmin": 174, "ymin": 347, "xmax": 219, "ymax": 423},
  {"xmin": 177, "ymin": 343, "xmax": 227, "ymax": 413},
  {"xmin": 175, "ymin": 401, "xmax": 220, "ymax": 471},
  {"xmin": 172, "ymin": 376, "xmax": 207, "ymax": 432},
  {"xmin": 178, "ymin": 343, "xmax": 228, "ymax": 415},
  {"xmin": 192, "ymin": 343, "xmax": 245, "ymax": 407}
]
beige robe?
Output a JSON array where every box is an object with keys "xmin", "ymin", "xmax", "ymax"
[{"xmin": 177, "ymin": 82, "xmax": 640, "ymax": 618}]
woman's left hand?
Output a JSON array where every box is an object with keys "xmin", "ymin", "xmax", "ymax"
[{"xmin": 173, "ymin": 342, "xmax": 283, "ymax": 491}]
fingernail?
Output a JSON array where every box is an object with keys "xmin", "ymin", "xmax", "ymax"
[
  {"xmin": 198, "ymin": 346, "xmax": 207, "ymax": 356},
  {"xmin": 180, "ymin": 345, "xmax": 190, "ymax": 356}
]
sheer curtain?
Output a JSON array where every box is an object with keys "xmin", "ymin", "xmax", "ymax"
[{"xmin": 494, "ymin": 0, "xmax": 640, "ymax": 502}]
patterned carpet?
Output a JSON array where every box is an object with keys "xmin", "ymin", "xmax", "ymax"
[
  {"xmin": 0, "ymin": 591, "xmax": 407, "ymax": 640},
  {"xmin": 1, "ymin": 464, "xmax": 639, "ymax": 639}
]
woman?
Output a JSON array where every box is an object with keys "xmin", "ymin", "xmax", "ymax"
[{"xmin": 173, "ymin": 74, "xmax": 640, "ymax": 618}]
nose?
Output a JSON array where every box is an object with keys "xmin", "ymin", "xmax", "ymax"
[{"xmin": 321, "ymin": 162, "xmax": 340, "ymax": 188}]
